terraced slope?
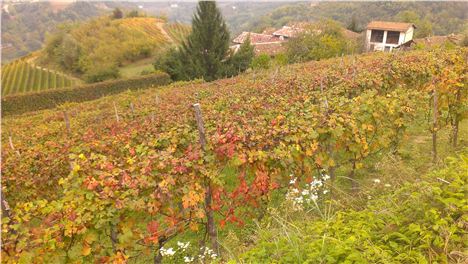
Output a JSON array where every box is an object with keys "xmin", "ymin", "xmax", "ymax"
[{"xmin": 1, "ymin": 58, "xmax": 77, "ymax": 96}]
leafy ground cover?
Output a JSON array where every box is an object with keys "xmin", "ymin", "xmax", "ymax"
[
  {"xmin": 238, "ymin": 150, "xmax": 468, "ymax": 263},
  {"xmin": 1, "ymin": 48, "xmax": 466, "ymax": 263}
]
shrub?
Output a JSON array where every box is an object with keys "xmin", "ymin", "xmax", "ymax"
[
  {"xmin": 2, "ymin": 72, "xmax": 170, "ymax": 116},
  {"xmin": 251, "ymin": 54, "xmax": 271, "ymax": 70},
  {"xmin": 241, "ymin": 152, "xmax": 468, "ymax": 263},
  {"xmin": 83, "ymin": 65, "xmax": 120, "ymax": 83}
]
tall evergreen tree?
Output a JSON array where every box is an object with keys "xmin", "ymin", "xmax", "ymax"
[{"xmin": 160, "ymin": 1, "xmax": 231, "ymax": 81}]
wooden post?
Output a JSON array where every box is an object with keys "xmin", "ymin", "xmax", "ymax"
[
  {"xmin": 63, "ymin": 111, "xmax": 71, "ymax": 134},
  {"xmin": 8, "ymin": 135, "xmax": 20, "ymax": 157},
  {"xmin": 452, "ymin": 82, "xmax": 462, "ymax": 148},
  {"xmin": 192, "ymin": 103, "xmax": 218, "ymax": 254},
  {"xmin": 352, "ymin": 57, "xmax": 356, "ymax": 81},
  {"xmin": 432, "ymin": 87, "xmax": 438, "ymax": 163},
  {"xmin": 192, "ymin": 104, "xmax": 207, "ymax": 150},
  {"xmin": 320, "ymin": 78, "xmax": 329, "ymax": 110},
  {"xmin": 319, "ymin": 79, "xmax": 335, "ymax": 182},
  {"xmin": 113, "ymin": 102, "xmax": 120, "ymax": 123},
  {"xmin": 1, "ymin": 192, "xmax": 12, "ymax": 220},
  {"xmin": 129, "ymin": 102, "xmax": 135, "ymax": 116}
]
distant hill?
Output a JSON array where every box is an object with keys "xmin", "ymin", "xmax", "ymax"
[
  {"xmin": 1, "ymin": 1, "xmax": 284, "ymax": 62},
  {"xmin": 1, "ymin": 1, "xmax": 104, "ymax": 62},
  {"xmin": 242, "ymin": 2, "xmax": 468, "ymax": 37},
  {"xmin": 36, "ymin": 16, "xmax": 190, "ymax": 82}
]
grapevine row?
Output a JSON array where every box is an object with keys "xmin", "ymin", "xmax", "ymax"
[
  {"xmin": 1, "ymin": 48, "xmax": 466, "ymax": 263},
  {"xmin": 1, "ymin": 59, "xmax": 76, "ymax": 96}
]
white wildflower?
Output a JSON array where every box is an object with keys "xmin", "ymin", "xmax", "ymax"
[
  {"xmin": 384, "ymin": 183, "xmax": 391, "ymax": 187},
  {"xmin": 373, "ymin": 179, "xmax": 381, "ymax": 184}
]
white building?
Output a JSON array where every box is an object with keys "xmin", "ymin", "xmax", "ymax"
[{"xmin": 365, "ymin": 21, "xmax": 416, "ymax": 52}]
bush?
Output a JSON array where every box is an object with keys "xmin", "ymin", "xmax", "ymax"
[
  {"xmin": 286, "ymin": 20, "xmax": 357, "ymax": 63},
  {"xmin": 83, "ymin": 65, "xmax": 120, "ymax": 83},
  {"xmin": 2, "ymin": 72, "xmax": 170, "ymax": 116},
  {"xmin": 251, "ymin": 54, "xmax": 271, "ymax": 70},
  {"xmin": 241, "ymin": 152, "xmax": 468, "ymax": 263},
  {"xmin": 273, "ymin": 53, "xmax": 288, "ymax": 66}
]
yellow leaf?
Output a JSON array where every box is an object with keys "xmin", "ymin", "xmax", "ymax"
[
  {"xmin": 189, "ymin": 222, "xmax": 199, "ymax": 231},
  {"xmin": 82, "ymin": 244, "xmax": 91, "ymax": 256}
]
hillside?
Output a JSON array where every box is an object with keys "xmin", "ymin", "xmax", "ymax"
[
  {"xmin": 37, "ymin": 16, "xmax": 190, "ymax": 82},
  {"xmin": 243, "ymin": 2, "xmax": 468, "ymax": 36},
  {"xmin": 2, "ymin": 48, "xmax": 466, "ymax": 262},
  {"xmin": 1, "ymin": 56, "xmax": 79, "ymax": 96},
  {"xmin": 1, "ymin": 1, "xmax": 103, "ymax": 62}
]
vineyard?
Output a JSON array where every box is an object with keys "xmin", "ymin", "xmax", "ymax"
[
  {"xmin": 1, "ymin": 58, "xmax": 77, "ymax": 96},
  {"xmin": 1, "ymin": 48, "xmax": 467, "ymax": 263},
  {"xmin": 118, "ymin": 18, "xmax": 169, "ymax": 44},
  {"xmin": 164, "ymin": 23, "xmax": 192, "ymax": 44}
]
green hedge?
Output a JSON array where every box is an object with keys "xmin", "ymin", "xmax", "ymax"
[{"xmin": 2, "ymin": 72, "xmax": 171, "ymax": 116}]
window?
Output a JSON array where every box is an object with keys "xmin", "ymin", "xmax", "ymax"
[
  {"xmin": 386, "ymin": 31, "xmax": 400, "ymax": 44},
  {"xmin": 370, "ymin": 30, "xmax": 384, "ymax": 43}
]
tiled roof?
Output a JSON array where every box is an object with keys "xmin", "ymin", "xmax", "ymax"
[
  {"xmin": 232, "ymin": 32, "xmax": 280, "ymax": 44},
  {"xmin": 272, "ymin": 26, "xmax": 305, "ymax": 38},
  {"xmin": 253, "ymin": 42, "xmax": 286, "ymax": 56},
  {"xmin": 367, "ymin": 21, "xmax": 415, "ymax": 32}
]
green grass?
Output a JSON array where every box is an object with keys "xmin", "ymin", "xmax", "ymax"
[{"xmin": 119, "ymin": 59, "xmax": 155, "ymax": 78}]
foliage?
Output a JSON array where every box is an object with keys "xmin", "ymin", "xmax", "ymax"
[
  {"xmin": 1, "ymin": 57, "xmax": 77, "ymax": 96},
  {"xmin": 112, "ymin": 8, "xmax": 123, "ymax": 19},
  {"xmin": 222, "ymin": 37, "xmax": 255, "ymax": 77},
  {"xmin": 1, "ymin": 1, "xmax": 102, "ymax": 62},
  {"xmin": 39, "ymin": 16, "xmax": 189, "ymax": 82},
  {"xmin": 2, "ymin": 73, "xmax": 170, "ymax": 116},
  {"xmin": 158, "ymin": 1, "xmax": 231, "ymax": 81},
  {"xmin": 396, "ymin": 10, "xmax": 433, "ymax": 38},
  {"xmin": 242, "ymin": 2, "xmax": 467, "ymax": 37},
  {"xmin": 251, "ymin": 54, "xmax": 271, "ymax": 70},
  {"xmin": 1, "ymin": 48, "xmax": 466, "ymax": 263},
  {"xmin": 83, "ymin": 64, "xmax": 120, "ymax": 83},
  {"xmin": 241, "ymin": 152, "xmax": 468, "ymax": 263},
  {"xmin": 286, "ymin": 20, "xmax": 356, "ymax": 63}
]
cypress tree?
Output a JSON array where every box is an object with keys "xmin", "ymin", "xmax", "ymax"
[
  {"xmin": 184, "ymin": 1, "xmax": 230, "ymax": 81},
  {"xmin": 161, "ymin": 1, "xmax": 230, "ymax": 81}
]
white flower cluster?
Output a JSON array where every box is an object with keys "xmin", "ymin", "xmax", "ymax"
[
  {"xmin": 184, "ymin": 256, "xmax": 194, "ymax": 263},
  {"xmin": 372, "ymin": 178, "xmax": 391, "ymax": 188},
  {"xmin": 286, "ymin": 173, "xmax": 330, "ymax": 211},
  {"xmin": 160, "ymin": 247, "xmax": 176, "ymax": 257},
  {"xmin": 198, "ymin": 246, "xmax": 218, "ymax": 260},
  {"xmin": 177, "ymin": 241, "xmax": 190, "ymax": 251}
]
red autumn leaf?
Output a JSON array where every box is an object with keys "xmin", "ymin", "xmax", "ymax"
[{"xmin": 146, "ymin": 221, "xmax": 159, "ymax": 234}]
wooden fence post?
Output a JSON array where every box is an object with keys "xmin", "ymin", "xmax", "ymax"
[
  {"xmin": 192, "ymin": 103, "xmax": 218, "ymax": 254},
  {"xmin": 193, "ymin": 104, "xmax": 207, "ymax": 149},
  {"xmin": 8, "ymin": 135, "xmax": 20, "ymax": 157},
  {"xmin": 320, "ymin": 78, "xmax": 329, "ymax": 110},
  {"xmin": 129, "ymin": 102, "xmax": 135, "ymax": 116},
  {"xmin": 113, "ymin": 102, "xmax": 120, "ymax": 123},
  {"xmin": 63, "ymin": 110, "xmax": 71, "ymax": 134},
  {"xmin": 432, "ymin": 86, "xmax": 438, "ymax": 163}
]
